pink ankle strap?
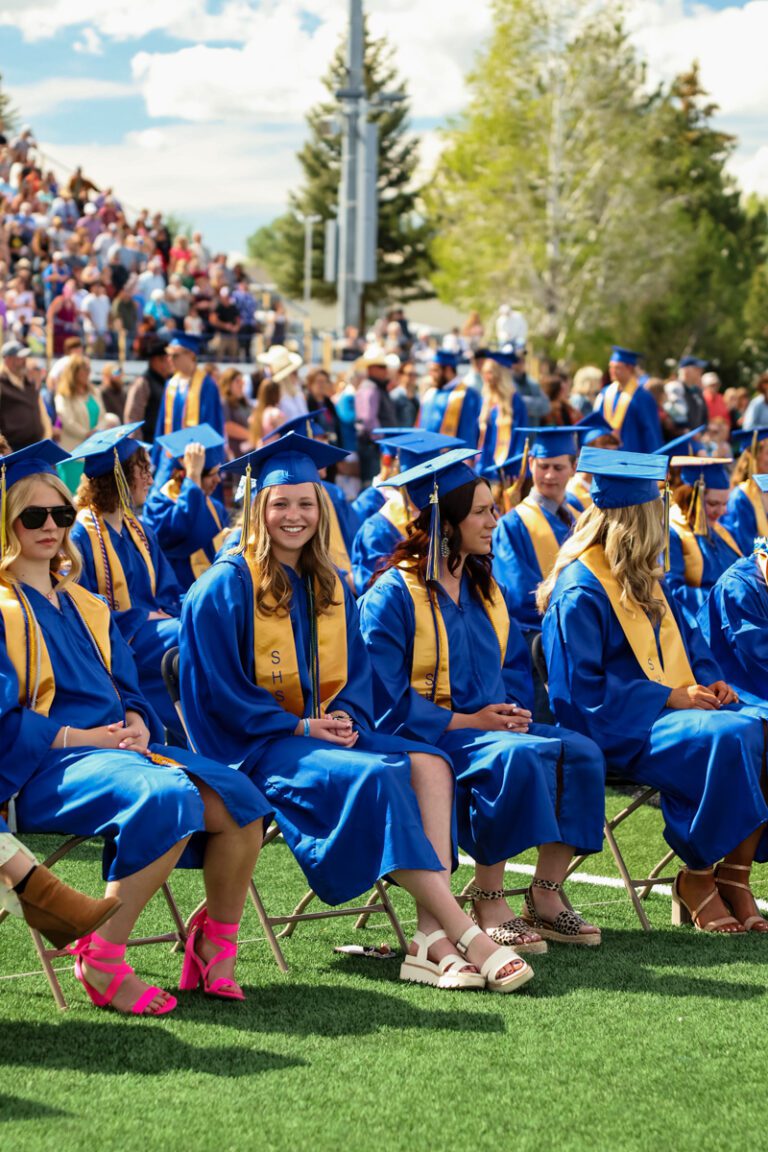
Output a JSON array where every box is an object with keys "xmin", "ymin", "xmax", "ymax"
[
  {"xmin": 204, "ymin": 916, "xmax": 239, "ymax": 938},
  {"xmin": 72, "ymin": 932, "xmax": 127, "ymax": 960}
]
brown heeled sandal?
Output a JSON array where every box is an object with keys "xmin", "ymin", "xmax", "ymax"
[
  {"xmin": 714, "ymin": 863, "xmax": 768, "ymax": 933},
  {"xmin": 465, "ymin": 883, "xmax": 547, "ymax": 954},
  {"xmin": 671, "ymin": 868, "xmax": 745, "ymax": 934}
]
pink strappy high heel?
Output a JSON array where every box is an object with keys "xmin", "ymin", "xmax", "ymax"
[
  {"xmin": 179, "ymin": 908, "xmax": 245, "ymax": 1001},
  {"xmin": 72, "ymin": 933, "xmax": 177, "ymax": 1015}
]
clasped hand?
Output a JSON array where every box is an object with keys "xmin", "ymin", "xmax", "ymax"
[
  {"xmin": 666, "ymin": 681, "xmax": 739, "ymax": 711},
  {"xmin": 294, "ymin": 712, "xmax": 359, "ymax": 748},
  {"xmin": 55, "ymin": 711, "xmax": 151, "ymax": 754}
]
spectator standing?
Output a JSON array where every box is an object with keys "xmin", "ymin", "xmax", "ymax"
[
  {"xmin": 100, "ymin": 363, "xmax": 127, "ymax": 423},
  {"xmin": 267, "ymin": 300, "xmax": 287, "ymax": 347},
  {"xmin": 701, "ymin": 372, "xmax": 730, "ymax": 425},
  {"xmin": 110, "ymin": 285, "xmax": 139, "ymax": 352},
  {"xmin": 306, "ymin": 367, "xmax": 342, "ymax": 446},
  {"xmin": 248, "ymin": 377, "xmax": 284, "ymax": 444},
  {"xmin": 390, "ymin": 362, "xmax": 420, "ymax": 427},
  {"xmin": 742, "ymin": 372, "xmax": 768, "ymax": 431},
  {"xmin": 461, "ymin": 309, "xmax": 485, "ymax": 350},
  {"xmin": 258, "ymin": 345, "xmax": 307, "ymax": 421},
  {"xmin": 209, "ymin": 286, "xmax": 240, "ymax": 359},
  {"xmin": 511, "ymin": 347, "xmax": 551, "ymax": 427},
  {"xmin": 569, "ymin": 365, "xmax": 603, "ymax": 417},
  {"xmin": 0, "ymin": 339, "xmax": 51, "ymax": 449},
  {"xmin": 231, "ymin": 279, "xmax": 258, "ymax": 359},
  {"xmin": 47, "ymin": 279, "xmax": 81, "ymax": 355},
  {"xmin": 137, "ymin": 255, "xmax": 166, "ymax": 301},
  {"xmin": 123, "ymin": 337, "xmax": 171, "ymax": 443},
  {"xmin": 354, "ymin": 349, "xmax": 400, "ymax": 484},
  {"xmin": 678, "ymin": 356, "xmax": 709, "ymax": 432},
  {"xmin": 42, "ymin": 251, "xmax": 70, "ymax": 308},
  {"xmin": 54, "ymin": 353, "xmax": 107, "ymax": 451},
  {"xmin": 80, "ymin": 281, "xmax": 111, "ymax": 356},
  {"xmin": 218, "ymin": 366, "xmax": 252, "ymax": 457},
  {"xmin": 495, "ymin": 303, "xmax": 528, "ymax": 349}
]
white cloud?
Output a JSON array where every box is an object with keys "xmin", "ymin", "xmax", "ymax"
[
  {"xmin": 73, "ymin": 26, "xmax": 103, "ymax": 54},
  {"xmin": 8, "ymin": 77, "xmax": 135, "ymax": 118},
  {"xmin": 729, "ymin": 145, "xmax": 768, "ymax": 199}
]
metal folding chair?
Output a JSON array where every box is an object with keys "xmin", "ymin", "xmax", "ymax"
[
  {"xmin": 161, "ymin": 648, "xmax": 408, "ymax": 972},
  {"xmin": 530, "ymin": 633, "xmax": 676, "ymax": 931}
]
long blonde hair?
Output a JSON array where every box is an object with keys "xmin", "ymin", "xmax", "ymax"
[
  {"xmin": 1, "ymin": 473, "xmax": 82, "ymax": 590},
  {"xmin": 536, "ymin": 499, "xmax": 666, "ymax": 625},
  {"xmin": 56, "ymin": 354, "xmax": 91, "ymax": 399},
  {"xmin": 248, "ymin": 483, "xmax": 340, "ymax": 617},
  {"xmin": 479, "ymin": 359, "xmax": 515, "ymax": 430}
]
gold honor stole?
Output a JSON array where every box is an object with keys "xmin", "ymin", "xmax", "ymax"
[
  {"xmin": 321, "ymin": 487, "xmax": 351, "ymax": 573},
  {"xmin": 670, "ymin": 506, "xmax": 704, "ymax": 588},
  {"xmin": 566, "ymin": 477, "xmax": 592, "ymax": 512},
  {"xmin": 0, "ymin": 580, "xmax": 112, "ymax": 715},
  {"xmin": 515, "ymin": 496, "xmax": 573, "ymax": 578},
  {"xmin": 739, "ymin": 479, "xmax": 768, "ymax": 538},
  {"xmin": 77, "ymin": 508, "xmax": 157, "ymax": 610},
  {"xmin": 161, "ymin": 478, "xmax": 223, "ymax": 580},
  {"xmin": 439, "ymin": 384, "xmax": 467, "ymax": 437},
  {"xmin": 163, "ymin": 368, "xmax": 206, "ymax": 435},
  {"xmin": 602, "ymin": 380, "xmax": 638, "ymax": 433},
  {"xmin": 579, "ymin": 545, "xmax": 695, "ymax": 689},
  {"xmin": 493, "ymin": 411, "xmax": 514, "ymax": 465},
  {"xmin": 379, "ymin": 493, "xmax": 412, "ymax": 538},
  {"xmin": 398, "ymin": 566, "xmax": 509, "ymax": 708},
  {"xmin": 244, "ymin": 553, "xmax": 348, "ymax": 718}
]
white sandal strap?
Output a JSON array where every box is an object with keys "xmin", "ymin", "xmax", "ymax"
[
  {"xmin": 411, "ymin": 929, "xmax": 448, "ymax": 959},
  {"xmin": 438, "ymin": 952, "xmax": 473, "ymax": 975},
  {"xmin": 479, "ymin": 944, "xmax": 524, "ymax": 981},
  {"xmin": 455, "ymin": 924, "xmax": 483, "ymax": 956}
]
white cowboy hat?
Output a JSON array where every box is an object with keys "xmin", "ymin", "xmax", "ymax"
[
  {"xmin": 257, "ymin": 344, "xmax": 303, "ymax": 383},
  {"xmin": 355, "ymin": 345, "xmax": 400, "ymax": 371}
]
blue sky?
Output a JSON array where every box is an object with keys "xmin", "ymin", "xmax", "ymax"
[{"xmin": 2, "ymin": 0, "xmax": 766, "ymax": 256}]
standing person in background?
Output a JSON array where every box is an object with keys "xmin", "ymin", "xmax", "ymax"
[
  {"xmin": 54, "ymin": 354, "xmax": 106, "ymax": 452},
  {"xmin": 355, "ymin": 350, "xmax": 400, "ymax": 486},
  {"xmin": 568, "ymin": 366, "xmax": 603, "ymax": 418},
  {"xmin": 123, "ymin": 337, "xmax": 170, "ymax": 444},
  {"xmin": 511, "ymin": 347, "xmax": 551, "ymax": 428},
  {"xmin": 701, "ymin": 371, "xmax": 730, "ymax": 426},
  {"xmin": 540, "ymin": 374, "xmax": 579, "ymax": 427},
  {"xmin": 305, "ymin": 367, "xmax": 342, "ymax": 448},
  {"xmin": 418, "ymin": 350, "xmax": 481, "ymax": 450},
  {"xmin": 100, "ymin": 364, "xmax": 127, "ymax": 424},
  {"xmin": 742, "ymin": 373, "xmax": 768, "ymax": 431},
  {"xmin": 0, "ymin": 340, "xmax": 51, "ymax": 450},
  {"xmin": 390, "ymin": 362, "xmax": 420, "ymax": 427},
  {"xmin": 258, "ymin": 345, "xmax": 306, "ymax": 422},
  {"xmin": 594, "ymin": 347, "xmax": 662, "ymax": 452},
  {"xmin": 267, "ymin": 300, "xmax": 287, "ymax": 348},
  {"xmin": 461, "ymin": 310, "xmax": 485, "ymax": 350},
  {"xmin": 218, "ymin": 366, "xmax": 252, "ymax": 458},
  {"xmin": 151, "ymin": 332, "xmax": 224, "ymax": 476},
  {"xmin": 678, "ymin": 356, "xmax": 709, "ymax": 433},
  {"xmin": 209, "ymin": 286, "xmax": 241, "ymax": 360},
  {"xmin": 249, "ymin": 378, "xmax": 284, "ymax": 445}
]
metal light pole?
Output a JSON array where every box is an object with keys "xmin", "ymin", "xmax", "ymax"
[
  {"xmin": 296, "ymin": 212, "xmax": 321, "ymax": 310},
  {"xmin": 336, "ymin": 0, "xmax": 365, "ymax": 335}
]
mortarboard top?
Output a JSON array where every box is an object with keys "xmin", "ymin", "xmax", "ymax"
[
  {"xmin": 679, "ymin": 356, "xmax": 708, "ymax": 369},
  {"xmin": 432, "ymin": 349, "xmax": 460, "ymax": 369},
  {"xmin": 1, "ymin": 439, "xmax": 71, "ymax": 491},
  {"xmin": 733, "ymin": 427, "xmax": 768, "ymax": 448},
  {"xmin": 578, "ymin": 447, "xmax": 668, "ymax": 509},
  {"xmin": 155, "ymin": 423, "xmax": 225, "ymax": 470},
  {"xmin": 386, "ymin": 447, "xmax": 477, "ymax": 511},
  {"xmin": 609, "ymin": 346, "xmax": 640, "ymax": 367},
  {"xmin": 266, "ymin": 412, "xmax": 326, "ymax": 441},
  {"xmin": 67, "ymin": 422, "xmax": 144, "ymax": 478},
  {"xmin": 372, "ymin": 426, "xmax": 419, "ymax": 439},
  {"xmin": 516, "ymin": 426, "xmax": 586, "ymax": 459},
  {"xmin": 478, "ymin": 451, "xmax": 526, "ymax": 482},
  {"xmin": 220, "ymin": 432, "xmax": 348, "ymax": 494},
  {"xmin": 475, "ymin": 347, "xmax": 520, "ymax": 369},
  {"xmin": 652, "ymin": 426, "xmax": 706, "ymax": 458},
  {"xmin": 752, "ymin": 474, "xmax": 768, "ymax": 494},
  {"xmin": 377, "ymin": 430, "xmax": 464, "ymax": 471},
  {"xmin": 166, "ymin": 331, "xmax": 202, "ymax": 354},
  {"xmin": 671, "ymin": 456, "xmax": 732, "ymax": 491},
  {"xmin": 575, "ymin": 410, "xmax": 617, "ymax": 447}
]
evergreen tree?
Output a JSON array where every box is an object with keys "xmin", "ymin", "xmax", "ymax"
[
  {"xmin": 247, "ymin": 30, "xmax": 433, "ymax": 325},
  {"xmin": 0, "ymin": 73, "xmax": 19, "ymax": 135}
]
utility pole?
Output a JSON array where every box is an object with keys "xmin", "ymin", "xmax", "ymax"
[
  {"xmin": 295, "ymin": 211, "xmax": 321, "ymax": 310},
  {"xmin": 336, "ymin": 0, "xmax": 365, "ymax": 335}
]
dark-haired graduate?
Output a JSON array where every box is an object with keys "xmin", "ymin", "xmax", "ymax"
[
  {"xmin": 0, "ymin": 440, "xmax": 269, "ymax": 1013},
  {"xmin": 540, "ymin": 447, "xmax": 768, "ymax": 934},
  {"xmin": 722, "ymin": 428, "xmax": 768, "ymax": 556},
  {"xmin": 143, "ymin": 423, "xmax": 229, "ymax": 592},
  {"xmin": 359, "ymin": 449, "xmax": 605, "ymax": 949},
  {"xmin": 69, "ymin": 424, "xmax": 183, "ymax": 736},
  {"xmin": 180, "ymin": 433, "xmax": 534, "ymax": 993}
]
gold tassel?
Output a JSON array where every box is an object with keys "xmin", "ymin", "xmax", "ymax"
[
  {"xmin": 748, "ymin": 430, "xmax": 759, "ymax": 478},
  {"xmin": 692, "ymin": 476, "xmax": 708, "ymax": 537},
  {"xmin": 233, "ymin": 464, "xmax": 253, "ymax": 555},
  {"xmin": 113, "ymin": 448, "xmax": 135, "ymax": 517},
  {"xmin": 517, "ymin": 437, "xmax": 530, "ymax": 485},
  {"xmin": 0, "ymin": 462, "xmax": 6, "ymax": 558},
  {"xmin": 426, "ymin": 480, "xmax": 441, "ymax": 582},
  {"xmin": 663, "ymin": 480, "xmax": 671, "ymax": 572}
]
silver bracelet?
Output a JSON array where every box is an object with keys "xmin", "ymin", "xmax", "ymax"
[
  {"xmin": 302, "ymin": 718, "xmax": 310, "ymax": 737},
  {"xmin": 62, "ymin": 726, "xmax": 70, "ymax": 749}
]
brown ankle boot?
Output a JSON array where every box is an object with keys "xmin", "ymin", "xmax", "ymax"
[{"xmin": 17, "ymin": 867, "xmax": 121, "ymax": 949}]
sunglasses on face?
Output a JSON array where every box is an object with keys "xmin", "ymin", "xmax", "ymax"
[{"xmin": 18, "ymin": 504, "xmax": 77, "ymax": 530}]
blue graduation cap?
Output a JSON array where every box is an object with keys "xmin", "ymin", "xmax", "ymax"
[
  {"xmin": 578, "ymin": 447, "xmax": 668, "ymax": 509},
  {"xmin": 0, "ymin": 439, "xmax": 70, "ymax": 491},
  {"xmin": 475, "ymin": 348, "xmax": 520, "ymax": 369},
  {"xmin": 575, "ymin": 411, "xmax": 618, "ymax": 447},
  {"xmin": 671, "ymin": 456, "xmax": 731, "ymax": 491},
  {"xmin": 432, "ymin": 349, "xmax": 460, "ymax": 369},
  {"xmin": 155, "ymin": 423, "xmax": 225, "ymax": 471},
  {"xmin": 266, "ymin": 412, "xmax": 326, "ymax": 441},
  {"xmin": 752, "ymin": 474, "xmax": 768, "ymax": 494},
  {"xmin": 652, "ymin": 426, "xmax": 706, "ymax": 457},
  {"xmin": 377, "ymin": 430, "xmax": 464, "ymax": 471},
  {"xmin": 478, "ymin": 451, "xmax": 527, "ymax": 482},
  {"xmin": 221, "ymin": 431, "xmax": 348, "ymax": 492},
  {"xmin": 166, "ymin": 331, "xmax": 202, "ymax": 354},
  {"xmin": 609, "ymin": 347, "xmax": 641, "ymax": 367},
  {"xmin": 733, "ymin": 427, "xmax": 768, "ymax": 450},
  {"xmin": 372, "ymin": 426, "xmax": 419, "ymax": 439},
  {"xmin": 679, "ymin": 356, "xmax": 708, "ymax": 369},
  {"xmin": 67, "ymin": 422, "xmax": 144, "ymax": 478},
  {"xmin": 516, "ymin": 426, "xmax": 585, "ymax": 459}
]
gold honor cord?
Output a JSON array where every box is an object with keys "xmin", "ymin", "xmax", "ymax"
[
  {"xmin": 233, "ymin": 465, "xmax": 253, "ymax": 555},
  {"xmin": 0, "ymin": 463, "xmax": 6, "ymax": 558},
  {"xmin": 663, "ymin": 481, "xmax": 671, "ymax": 573},
  {"xmin": 426, "ymin": 480, "xmax": 442, "ymax": 583}
]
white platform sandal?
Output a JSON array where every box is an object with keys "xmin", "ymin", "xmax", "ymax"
[
  {"xmin": 455, "ymin": 924, "xmax": 534, "ymax": 993},
  {"xmin": 400, "ymin": 929, "xmax": 485, "ymax": 990}
]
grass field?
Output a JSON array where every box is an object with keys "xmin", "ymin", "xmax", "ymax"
[{"xmin": 3, "ymin": 792, "xmax": 768, "ymax": 1152}]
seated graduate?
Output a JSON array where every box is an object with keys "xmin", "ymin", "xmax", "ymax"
[
  {"xmin": 180, "ymin": 432, "xmax": 533, "ymax": 993},
  {"xmin": 0, "ymin": 441, "xmax": 269, "ymax": 1012},
  {"xmin": 350, "ymin": 429, "xmax": 462, "ymax": 595},
  {"xmin": 358, "ymin": 449, "xmax": 605, "ymax": 949},
  {"xmin": 475, "ymin": 350, "xmax": 528, "ymax": 474},
  {"xmin": 143, "ymin": 423, "xmax": 230, "ymax": 592},
  {"xmin": 69, "ymin": 424, "xmax": 183, "ymax": 738},
  {"xmin": 565, "ymin": 412, "xmax": 620, "ymax": 513},
  {"xmin": 700, "ymin": 488, "xmax": 768, "ymax": 699},
  {"xmin": 1, "ymin": 814, "xmax": 120, "ymax": 948},
  {"xmin": 664, "ymin": 455, "xmax": 742, "ymax": 614},
  {"xmin": 418, "ymin": 350, "xmax": 482, "ymax": 449},
  {"xmin": 540, "ymin": 446, "xmax": 768, "ymax": 934},
  {"xmin": 722, "ymin": 428, "xmax": 768, "ymax": 555}
]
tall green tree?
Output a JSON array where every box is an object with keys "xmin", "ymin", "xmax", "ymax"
[
  {"xmin": 247, "ymin": 30, "xmax": 434, "ymax": 324},
  {"xmin": 0, "ymin": 73, "xmax": 19, "ymax": 134},
  {"xmin": 428, "ymin": 0, "xmax": 682, "ymax": 363}
]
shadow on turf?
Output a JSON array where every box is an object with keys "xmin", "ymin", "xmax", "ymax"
[
  {"xmin": 0, "ymin": 1020, "xmax": 306, "ymax": 1077},
  {"xmin": 0, "ymin": 1095, "xmax": 70, "ymax": 1123}
]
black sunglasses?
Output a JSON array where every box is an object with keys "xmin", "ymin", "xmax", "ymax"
[{"xmin": 18, "ymin": 505, "xmax": 77, "ymax": 530}]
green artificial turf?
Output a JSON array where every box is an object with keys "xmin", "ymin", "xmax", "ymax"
[{"xmin": 2, "ymin": 792, "xmax": 768, "ymax": 1152}]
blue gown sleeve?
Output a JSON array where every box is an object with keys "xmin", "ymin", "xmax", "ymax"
[
  {"xmin": 143, "ymin": 480, "xmax": 222, "ymax": 558},
  {"xmin": 701, "ymin": 564, "xmax": 768, "ymax": 693},
  {"xmin": 325, "ymin": 584, "xmax": 376, "ymax": 729},
  {"xmin": 146, "ymin": 525, "xmax": 182, "ymax": 616},
  {"xmin": 351, "ymin": 515, "xmax": 400, "ymax": 596},
  {"xmin": 497, "ymin": 586, "xmax": 536, "ymax": 713},
  {"xmin": 71, "ymin": 520, "xmax": 148, "ymax": 644},
  {"xmin": 179, "ymin": 560, "xmax": 298, "ymax": 767},
  {"xmin": 667, "ymin": 594, "xmax": 724, "ymax": 685},
  {"xmin": 457, "ymin": 386, "xmax": 481, "ymax": 449},
  {"xmin": 491, "ymin": 512, "xmax": 542, "ymax": 631},
  {"xmin": 107, "ymin": 615, "xmax": 163, "ymax": 741},
  {"xmin": 665, "ymin": 530, "xmax": 707, "ymax": 615},
  {"xmin": 358, "ymin": 573, "xmax": 453, "ymax": 743},
  {"xmin": 722, "ymin": 489, "xmax": 758, "ymax": 557},
  {"xmin": 0, "ymin": 617, "xmax": 62, "ymax": 793}
]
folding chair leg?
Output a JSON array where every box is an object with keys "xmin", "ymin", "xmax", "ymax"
[
  {"xmin": 160, "ymin": 881, "xmax": 188, "ymax": 942},
  {"xmin": 248, "ymin": 879, "xmax": 289, "ymax": 973},
  {"xmin": 638, "ymin": 849, "xmax": 676, "ymax": 902},
  {"xmin": 278, "ymin": 888, "xmax": 319, "ymax": 938},
  {"xmin": 354, "ymin": 883, "xmax": 389, "ymax": 930},
  {"xmin": 29, "ymin": 928, "xmax": 69, "ymax": 1011},
  {"xmin": 604, "ymin": 821, "xmax": 652, "ymax": 931},
  {"xmin": 374, "ymin": 880, "xmax": 409, "ymax": 952}
]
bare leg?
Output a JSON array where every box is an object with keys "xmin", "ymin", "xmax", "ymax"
[
  {"xmin": 531, "ymin": 842, "xmax": 600, "ymax": 935},
  {"xmin": 472, "ymin": 860, "xmax": 542, "ymax": 945},
  {"xmin": 0, "ymin": 849, "xmax": 36, "ymax": 888},
  {"xmin": 714, "ymin": 824, "xmax": 768, "ymax": 932}
]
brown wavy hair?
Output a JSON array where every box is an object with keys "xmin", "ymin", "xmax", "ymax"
[
  {"xmin": 75, "ymin": 447, "xmax": 152, "ymax": 514},
  {"xmin": 247, "ymin": 483, "xmax": 340, "ymax": 617},
  {"xmin": 375, "ymin": 477, "xmax": 496, "ymax": 602}
]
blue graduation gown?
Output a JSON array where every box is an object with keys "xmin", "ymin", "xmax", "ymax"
[
  {"xmin": 666, "ymin": 525, "xmax": 741, "ymax": 615},
  {"xmin": 477, "ymin": 397, "xmax": 528, "ymax": 472},
  {"xmin": 492, "ymin": 502, "xmax": 573, "ymax": 631},
  {"xmin": 179, "ymin": 556, "xmax": 447, "ymax": 906},
  {"xmin": 323, "ymin": 480, "xmax": 359, "ymax": 556},
  {"xmin": 543, "ymin": 560, "xmax": 768, "ymax": 868},
  {"xmin": 71, "ymin": 516, "xmax": 182, "ymax": 734},
  {"xmin": 351, "ymin": 484, "xmax": 386, "ymax": 526},
  {"xmin": 351, "ymin": 509, "xmax": 403, "ymax": 596},
  {"xmin": 419, "ymin": 383, "xmax": 482, "ymax": 449},
  {"xmin": 595, "ymin": 384, "xmax": 662, "ymax": 453},
  {"xmin": 700, "ymin": 555, "xmax": 768, "ymax": 699},
  {"xmin": 143, "ymin": 478, "xmax": 228, "ymax": 592},
  {"xmin": 150, "ymin": 373, "xmax": 224, "ymax": 472},
  {"xmin": 0, "ymin": 587, "xmax": 269, "ymax": 880},
  {"xmin": 359, "ymin": 569, "xmax": 605, "ymax": 863},
  {"xmin": 722, "ymin": 486, "xmax": 765, "ymax": 557}
]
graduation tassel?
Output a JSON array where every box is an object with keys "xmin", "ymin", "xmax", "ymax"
[
  {"xmin": 234, "ymin": 464, "xmax": 253, "ymax": 555},
  {"xmin": 692, "ymin": 476, "xmax": 708, "ymax": 537},
  {"xmin": 0, "ymin": 462, "xmax": 6, "ymax": 559},
  {"xmin": 663, "ymin": 480, "xmax": 671, "ymax": 572},
  {"xmin": 504, "ymin": 437, "xmax": 530, "ymax": 512},
  {"xmin": 113, "ymin": 448, "xmax": 135, "ymax": 517},
  {"xmin": 749, "ymin": 430, "xmax": 759, "ymax": 479},
  {"xmin": 426, "ymin": 479, "xmax": 442, "ymax": 582}
]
